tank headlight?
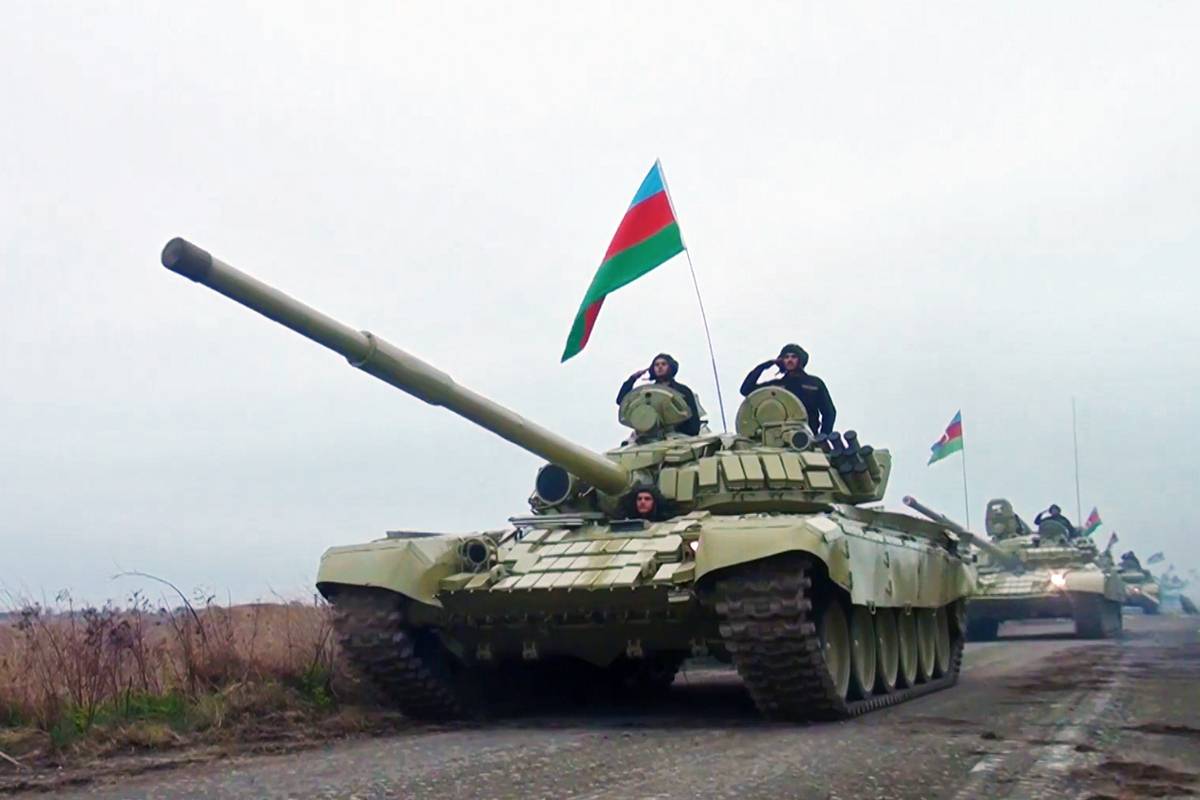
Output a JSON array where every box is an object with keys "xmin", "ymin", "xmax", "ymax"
[
  {"xmin": 1050, "ymin": 571, "xmax": 1067, "ymax": 589},
  {"xmin": 688, "ymin": 540, "xmax": 700, "ymax": 553}
]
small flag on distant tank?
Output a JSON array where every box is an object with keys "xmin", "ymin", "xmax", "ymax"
[
  {"xmin": 1146, "ymin": 551, "xmax": 1165, "ymax": 565},
  {"xmin": 927, "ymin": 411, "xmax": 964, "ymax": 465},
  {"xmin": 561, "ymin": 160, "xmax": 685, "ymax": 361},
  {"xmin": 1082, "ymin": 507, "xmax": 1102, "ymax": 536}
]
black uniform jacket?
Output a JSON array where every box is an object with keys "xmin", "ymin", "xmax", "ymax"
[
  {"xmin": 1034, "ymin": 511, "xmax": 1076, "ymax": 536},
  {"xmin": 616, "ymin": 377, "xmax": 702, "ymax": 436},
  {"xmin": 739, "ymin": 361, "xmax": 836, "ymax": 435}
]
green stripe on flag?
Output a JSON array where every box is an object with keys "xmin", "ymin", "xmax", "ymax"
[
  {"xmin": 928, "ymin": 437, "xmax": 963, "ymax": 465},
  {"xmin": 561, "ymin": 222, "xmax": 684, "ymax": 359}
]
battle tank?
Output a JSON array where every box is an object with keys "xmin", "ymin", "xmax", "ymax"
[
  {"xmin": 1117, "ymin": 552, "xmax": 1161, "ymax": 614},
  {"xmin": 1157, "ymin": 571, "xmax": 1197, "ymax": 614},
  {"xmin": 959, "ymin": 499, "xmax": 1125, "ymax": 640},
  {"xmin": 161, "ymin": 237, "xmax": 979, "ymax": 721}
]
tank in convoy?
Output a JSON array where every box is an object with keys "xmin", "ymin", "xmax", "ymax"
[
  {"xmin": 1116, "ymin": 551, "xmax": 1162, "ymax": 614},
  {"xmin": 957, "ymin": 498, "xmax": 1125, "ymax": 640},
  {"xmin": 161, "ymin": 237, "xmax": 977, "ymax": 721}
]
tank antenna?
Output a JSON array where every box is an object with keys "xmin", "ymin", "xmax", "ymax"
[
  {"xmin": 657, "ymin": 159, "xmax": 728, "ymax": 431},
  {"xmin": 1072, "ymin": 396, "xmax": 1082, "ymax": 523}
]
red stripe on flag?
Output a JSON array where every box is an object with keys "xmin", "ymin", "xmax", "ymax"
[
  {"xmin": 577, "ymin": 297, "xmax": 604, "ymax": 350},
  {"xmin": 603, "ymin": 192, "xmax": 675, "ymax": 261},
  {"xmin": 945, "ymin": 421, "xmax": 963, "ymax": 441}
]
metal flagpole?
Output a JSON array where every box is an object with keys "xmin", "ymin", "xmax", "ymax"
[
  {"xmin": 1072, "ymin": 397, "xmax": 1082, "ymax": 523},
  {"xmin": 656, "ymin": 158, "xmax": 728, "ymax": 431},
  {"xmin": 960, "ymin": 414, "xmax": 971, "ymax": 529}
]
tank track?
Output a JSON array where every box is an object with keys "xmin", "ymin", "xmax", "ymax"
[
  {"xmin": 332, "ymin": 590, "xmax": 469, "ymax": 719},
  {"xmin": 714, "ymin": 558, "xmax": 964, "ymax": 720},
  {"xmin": 1073, "ymin": 593, "xmax": 1123, "ymax": 639}
]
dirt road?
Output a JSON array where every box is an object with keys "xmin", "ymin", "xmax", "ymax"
[{"xmin": 16, "ymin": 614, "xmax": 1200, "ymax": 799}]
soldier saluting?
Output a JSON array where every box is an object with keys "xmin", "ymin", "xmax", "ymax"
[
  {"xmin": 616, "ymin": 353, "xmax": 702, "ymax": 436},
  {"xmin": 740, "ymin": 344, "xmax": 836, "ymax": 435},
  {"xmin": 1034, "ymin": 504, "xmax": 1076, "ymax": 537}
]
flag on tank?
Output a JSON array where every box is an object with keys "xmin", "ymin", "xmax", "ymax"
[
  {"xmin": 1147, "ymin": 551, "xmax": 1165, "ymax": 565},
  {"xmin": 561, "ymin": 160, "xmax": 685, "ymax": 361},
  {"xmin": 1082, "ymin": 507, "xmax": 1102, "ymax": 535},
  {"xmin": 927, "ymin": 411, "xmax": 964, "ymax": 465},
  {"xmin": 1105, "ymin": 532, "xmax": 1119, "ymax": 551}
]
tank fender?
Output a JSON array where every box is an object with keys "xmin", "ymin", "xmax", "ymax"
[
  {"xmin": 694, "ymin": 514, "xmax": 973, "ymax": 608},
  {"xmin": 1061, "ymin": 566, "xmax": 1127, "ymax": 602},
  {"xmin": 316, "ymin": 535, "xmax": 462, "ymax": 606}
]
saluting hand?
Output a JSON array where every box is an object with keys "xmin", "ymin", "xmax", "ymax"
[{"xmin": 629, "ymin": 368, "xmax": 649, "ymax": 381}]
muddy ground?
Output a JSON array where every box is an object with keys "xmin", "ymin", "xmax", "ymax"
[{"xmin": 3, "ymin": 614, "xmax": 1197, "ymax": 799}]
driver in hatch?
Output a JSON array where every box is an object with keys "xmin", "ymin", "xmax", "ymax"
[
  {"xmin": 616, "ymin": 353, "xmax": 702, "ymax": 436},
  {"xmin": 625, "ymin": 484, "xmax": 671, "ymax": 522}
]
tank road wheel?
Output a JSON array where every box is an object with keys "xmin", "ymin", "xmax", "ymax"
[
  {"xmin": 966, "ymin": 617, "xmax": 1000, "ymax": 642},
  {"xmin": 848, "ymin": 606, "xmax": 877, "ymax": 700},
  {"xmin": 933, "ymin": 606, "xmax": 953, "ymax": 677},
  {"xmin": 818, "ymin": 601, "xmax": 852, "ymax": 701},
  {"xmin": 915, "ymin": 609, "xmax": 937, "ymax": 682},
  {"xmin": 332, "ymin": 590, "xmax": 472, "ymax": 719},
  {"xmin": 896, "ymin": 610, "xmax": 919, "ymax": 688},
  {"xmin": 712, "ymin": 557, "xmax": 966, "ymax": 720},
  {"xmin": 873, "ymin": 609, "xmax": 899, "ymax": 694}
]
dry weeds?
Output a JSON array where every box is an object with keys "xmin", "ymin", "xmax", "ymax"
[{"xmin": 0, "ymin": 585, "xmax": 390, "ymax": 773}]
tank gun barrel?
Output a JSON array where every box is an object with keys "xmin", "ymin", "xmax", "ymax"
[
  {"xmin": 902, "ymin": 495, "xmax": 1024, "ymax": 573},
  {"xmin": 161, "ymin": 238, "xmax": 631, "ymax": 495}
]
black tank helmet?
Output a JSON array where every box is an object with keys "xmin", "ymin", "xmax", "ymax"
[
  {"xmin": 777, "ymin": 343, "xmax": 809, "ymax": 369},
  {"xmin": 649, "ymin": 352, "xmax": 680, "ymax": 380}
]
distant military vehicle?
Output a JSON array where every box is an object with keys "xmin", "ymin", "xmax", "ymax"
[
  {"xmin": 959, "ymin": 499, "xmax": 1124, "ymax": 640},
  {"xmin": 1157, "ymin": 571, "xmax": 1196, "ymax": 614},
  {"xmin": 1117, "ymin": 552, "xmax": 1161, "ymax": 614},
  {"xmin": 162, "ymin": 237, "xmax": 979, "ymax": 721}
]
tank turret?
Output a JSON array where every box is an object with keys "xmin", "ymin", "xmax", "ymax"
[
  {"xmin": 163, "ymin": 238, "xmax": 892, "ymax": 519},
  {"xmin": 903, "ymin": 496, "xmax": 1024, "ymax": 572}
]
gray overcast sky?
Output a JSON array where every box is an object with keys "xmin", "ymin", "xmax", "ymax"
[{"xmin": 3, "ymin": 2, "xmax": 1198, "ymax": 603}]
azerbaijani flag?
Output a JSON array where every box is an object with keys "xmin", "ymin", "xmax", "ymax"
[
  {"xmin": 927, "ymin": 411, "xmax": 964, "ymax": 465},
  {"xmin": 561, "ymin": 161, "xmax": 685, "ymax": 361},
  {"xmin": 1147, "ymin": 551, "xmax": 1165, "ymax": 565},
  {"xmin": 1082, "ymin": 507, "xmax": 1102, "ymax": 536}
]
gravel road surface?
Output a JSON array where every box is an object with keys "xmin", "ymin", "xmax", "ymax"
[{"xmin": 19, "ymin": 614, "xmax": 1200, "ymax": 799}]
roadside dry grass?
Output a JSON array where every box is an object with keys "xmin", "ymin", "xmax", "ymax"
[{"xmin": 0, "ymin": 588, "xmax": 400, "ymax": 779}]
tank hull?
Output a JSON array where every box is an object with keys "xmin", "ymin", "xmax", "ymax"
[
  {"xmin": 1121, "ymin": 579, "xmax": 1162, "ymax": 614},
  {"xmin": 966, "ymin": 564, "xmax": 1124, "ymax": 639},
  {"xmin": 318, "ymin": 508, "xmax": 975, "ymax": 719}
]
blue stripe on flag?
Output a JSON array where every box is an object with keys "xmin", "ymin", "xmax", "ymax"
[{"xmin": 628, "ymin": 162, "xmax": 666, "ymax": 208}]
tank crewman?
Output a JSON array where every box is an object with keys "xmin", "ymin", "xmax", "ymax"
[
  {"xmin": 1034, "ymin": 504, "xmax": 1076, "ymax": 537},
  {"xmin": 739, "ymin": 344, "xmax": 836, "ymax": 434},
  {"xmin": 616, "ymin": 353, "xmax": 702, "ymax": 436},
  {"xmin": 1120, "ymin": 550, "xmax": 1143, "ymax": 571},
  {"xmin": 624, "ymin": 484, "xmax": 671, "ymax": 521}
]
